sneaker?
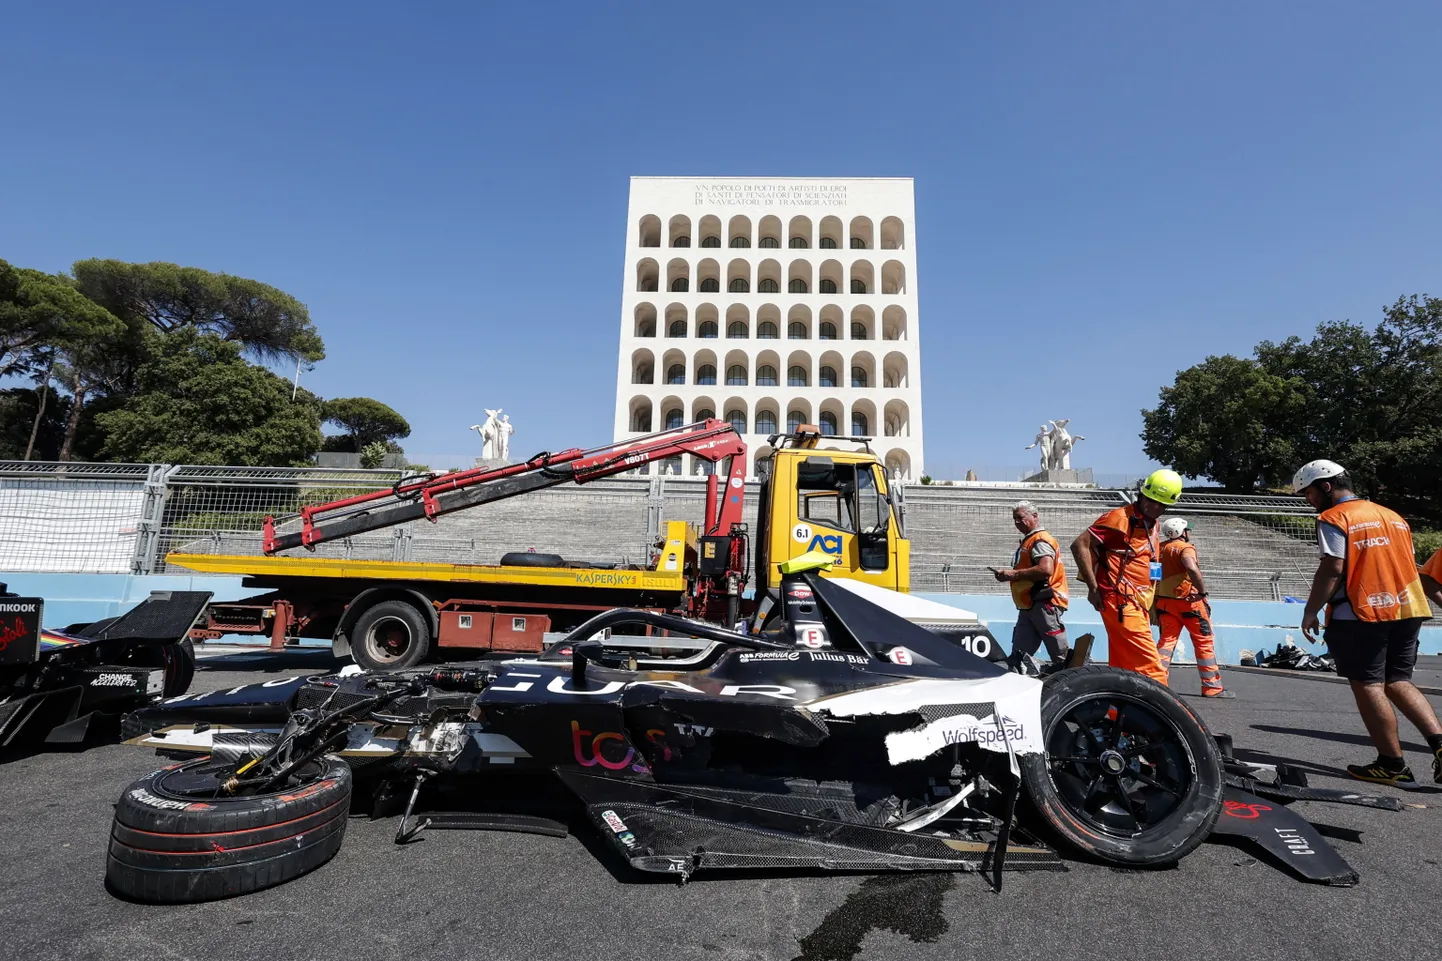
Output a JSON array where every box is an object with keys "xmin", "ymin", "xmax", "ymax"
[
  {"xmin": 1346, "ymin": 758, "xmax": 1416, "ymax": 786},
  {"xmin": 1433, "ymin": 749, "xmax": 1441, "ymax": 785},
  {"xmin": 1203, "ymin": 690, "xmax": 1236, "ymax": 699}
]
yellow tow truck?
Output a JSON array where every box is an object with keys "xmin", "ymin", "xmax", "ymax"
[{"xmin": 170, "ymin": 422, "xmax": 973, "ymax": 671}]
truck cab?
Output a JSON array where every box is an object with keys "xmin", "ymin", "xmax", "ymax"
[{"xmin": 753, "ymin": 429, "xmax": 910, "ymax": 595}]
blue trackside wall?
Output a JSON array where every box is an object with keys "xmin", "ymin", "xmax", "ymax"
[
  {"xmin": 917, "ymin": 594, "xmax": 1442, "ymax": 663},
  {"xmin": 5, "ymin": 573, "xmax": 1440, "ymax": 662}
]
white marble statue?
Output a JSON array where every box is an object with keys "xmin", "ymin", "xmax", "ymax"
[
  {"xmin": 471, "ymin": 408, "xmax": 502, "ymax": 459},
  {"xmin": 1025, "ymin": 423, "xmax": 1054, "ymax": 470},
  {"xmin": 495, "ymin": 414, "xmax": 514, "ymax": 461},
  {"xmin": 1049, "ymin": 418, "xmax": 1085, "ymax": 470}
]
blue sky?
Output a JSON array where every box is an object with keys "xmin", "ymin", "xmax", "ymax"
[{"xmin": 3, "ymin": 2, "xmax": 1440, "ymax": 476}]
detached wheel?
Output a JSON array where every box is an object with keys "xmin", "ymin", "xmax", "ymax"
[
  {"xmin": 351, "ymin": 600, "xmax": 432, "ymax": 671},
  {"xmin": 106, "ymin": 754, "xmax": 352, "ymax": 903},
  {"xmin": 1019, "ymin": 665, "xmax": 1223, "ymax": 866}
]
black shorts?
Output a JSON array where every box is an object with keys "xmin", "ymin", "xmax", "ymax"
[{"xmin": 1323, "ymin": 617, "xmax": 1425, "ymax": 684}]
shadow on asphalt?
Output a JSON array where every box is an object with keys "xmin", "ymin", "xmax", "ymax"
[{"xmin": 1251, "ymin": 723, "xmax": 1435, "ymax": 756}]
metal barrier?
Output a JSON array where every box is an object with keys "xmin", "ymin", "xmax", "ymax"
[{"xmin": 0, "ymin": 461, "xmax": 1322, "ymax": 602}]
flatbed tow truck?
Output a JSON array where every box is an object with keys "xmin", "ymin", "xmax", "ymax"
[{"xmin": 169, "ymin": 421, "xmax": 997, "ymax": 669}]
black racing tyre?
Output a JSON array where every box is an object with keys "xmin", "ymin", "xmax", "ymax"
[
  {"xmin": 106, "ymin": 754, "xmax": 352, "ymax": 903},
  {"xmin": 1019, "ymin": 665, "xmax": 1223, "ymax": 867},
  {"xmin": 351, "ymin": 599, "xmax": 432, "ymax": 671},
  {"xmin": 123, "ymin": 638, "xmax": 196, "ymax": 698},
  {"xmin": 500, "ymin": 551, "xmax": 566, "ymax": 567}
]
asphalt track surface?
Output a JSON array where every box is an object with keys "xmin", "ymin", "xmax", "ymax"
[{"xmin": 4, "ymin": 650, "xmax": 1442, "ymax": 961}]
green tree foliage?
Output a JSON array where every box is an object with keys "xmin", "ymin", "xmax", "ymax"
[
  {"xmin": 96, "ymin": 330, "xmax": 323, "ymax": 466},
  {"xmin": 359, "ymin": 440, "xmax": 390, "ymax": 469},
  {"xmin": 0, "ymin": 387, "xmax": 69, "ymax": 460},
  {"xmin": 72, "ymin": 260, "xmax": 325, "ymax": 364},
  {"xmin": 1143, "ymin": 295, "xmax": 1442, "ymax": 523},
  {"xmin": 0, "ymin": 259, "xmax": 125, "ymax": 379},
  {"xmin": 322, "ymin": 397, "xmax": 411, "ymax": 452}
]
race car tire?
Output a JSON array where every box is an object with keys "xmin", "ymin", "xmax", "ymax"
[
  {"xmin": 351, "ymin": 600, "xmax": 432, "ymax": 671},
  {"xmin": 500, "ymin": 551, "xmax": 566, "ymax": 567},
  {"xmin": 1019, "ymin": 665, "xmax": 1223, "ymax": 867},
  {"xmin": 106, "ymin": 754, "xmax": 351, "ymax": 903},
  {"xmin": 123, "ymin": 638, "xmax": 196, "ymax": 698}
]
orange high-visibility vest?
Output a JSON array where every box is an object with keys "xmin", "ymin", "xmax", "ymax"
[
  {"xmin": 1317, "ymin": 499, "xmax": 1432, "ymax": 622},
  {"xmin": 1089, "ymin": 505, "xmax": 1160, "ymax": 609},
  {"xmin": 1010, "ymin": 529, "xmax": 1070, "ymax": 611},
  {"xmin": 1158, "ymin": 539, "xmax": 1198, "ymax": 599}
]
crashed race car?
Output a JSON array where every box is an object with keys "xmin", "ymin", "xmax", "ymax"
[
  {"xmin": 0, "ymin": 586, "xmax": 211, "ymax": 749},
  {"xmin": 107, "ymin": 556, "xmax": 1382, "ymax": 903}
]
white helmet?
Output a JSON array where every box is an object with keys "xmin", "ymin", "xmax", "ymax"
[
  {"xmin": 1159, "ymin": 517, "xmax": 1190, "ymax": 541},
  {"xmin": 1291, "ymin": 459, "xmax": 1346, "ymax": 494}
]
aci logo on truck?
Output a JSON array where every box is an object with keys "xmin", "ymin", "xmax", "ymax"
[{"xmin": 791, "ymin": 524, "xmax": 843, "ymax": 563}]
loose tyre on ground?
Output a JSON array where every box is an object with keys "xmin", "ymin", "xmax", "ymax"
[
  {"xmin": 351, "ymin": 599, "xmax": 432, "ymax": 671},
  {"xmin": 106, "ymin": 754, "xmax": 352, "ymax": 903},
  {"xmin": 1019, "ymin": 665, "xmax": 1223, "ymax": 866}
]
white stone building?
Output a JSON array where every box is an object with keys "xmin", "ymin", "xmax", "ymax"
[{"xmin": 613, "ymin": 177, "xmax": 924, "ymax": 479}]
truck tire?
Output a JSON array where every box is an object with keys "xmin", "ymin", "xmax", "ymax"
[
  {"xmin": 1019, "ymin": 665, "xmax": 1223, "ymax": 867},
  {"xmin": 351, "ymin": 599, "xmax": 432, "ymax": 671},
  {"xmin": 501, "ymin": 551, "xmax": 566, "ymax": 567},
  {"xmin": 106, "ymin": 755, "xmax": 351, "ymax": 903}
]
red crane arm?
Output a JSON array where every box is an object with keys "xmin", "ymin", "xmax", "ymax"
[{"xmin": 262, "ymin": 420, "xmax": 747, "ymax": 554}]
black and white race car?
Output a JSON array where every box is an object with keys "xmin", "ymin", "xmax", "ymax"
[
  {"xmin": 107, "ymin": 557, "xmax": 1376, "ymax": 903},
  {"xmin": 0, "ymin": 587, "xmax": 211, "ymax": 749}
]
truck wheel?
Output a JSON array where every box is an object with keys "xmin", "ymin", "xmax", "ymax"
[
  {"xmin": 106, "ymin": 754, "xmax": 351, "ymax": 903},
  {"xmin": 351, "ymin": 600, "xmax": 432, "ymax": 671},
  {"xmin": 1019, "ymin": 665, "xmax": 1223, "ymax": 867}
]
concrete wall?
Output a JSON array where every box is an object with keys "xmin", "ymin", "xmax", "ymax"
[{"xmin": 7, "ymin": 571, "xmax": 1439, "ymax": 662}]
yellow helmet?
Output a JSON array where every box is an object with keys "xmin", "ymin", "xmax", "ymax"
[{"xmin": 1139, "ymin": 469, "xmax": 1184, "ymax": 506}]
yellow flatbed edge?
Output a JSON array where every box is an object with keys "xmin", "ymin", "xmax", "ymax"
[{"xmin": 166, "ymin": 553, "xmax": 689, "ymax": 593}]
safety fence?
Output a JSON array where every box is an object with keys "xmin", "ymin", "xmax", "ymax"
[{"xmin": 0, "ymin": 460, "xmax": 1323, "ymax": 603}]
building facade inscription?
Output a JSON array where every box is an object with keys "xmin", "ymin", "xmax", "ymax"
[{"xmin": 693, "ymin": 184, "xmax": 849, "ymax": 207}]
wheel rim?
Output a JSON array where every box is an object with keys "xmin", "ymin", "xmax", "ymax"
[
  {"xmin": 364, "ymin": 615, "xmax": 413, "ymax": 664},
  {"xmin": 155, "ymin": 758, "xmax": 326, "ymax": 801},
  {"xmin": 1044, "ymin": 692, "xmax": 1196, "ymax": 837}
]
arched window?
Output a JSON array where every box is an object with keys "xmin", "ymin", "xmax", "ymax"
[
  {"xmin": 787, "ymin": 410, "xmax": 805, "ymax": 432},
  {"xmin": 850, "ymin": 322, "xmax": 868, "ymax": 340},
  {"xmin": 701, "ymin": 236, "xmax": 720, "ymax": 248},
  {"xmin": 789, "ymin": 237, "xmax": 809, "ymax": 249},
  {"xmin": 851, "ymin": 367, "xmax": 868, "ymax": 388},
  {"xmin": 851, "ymin": 413, "xmax": 869, "ymax": 436},
  {"xmin": 850, "ymin": 237, "xmax": 866, "ymax": 249},
  {"xmin": 757, "ymin": 365, "xmax": 779, "ymax": 386},
  {"xmin": 726, "ymin": 409, "xmax": 747, "ymax": 433},
  {"xmin": 787, "ymin": 366, "xmax": 808, "ymax": 387},
  {"xmin": 727, "ymin": 321, "xmax": 748, "ymax": 338},
  {"xmin": 669, "ymin": 320, "xmax": 687, "ymax": 337},
  {"xmin": 671, "ymin": 278, "xmax": 689, "ymax": 292},
  {"xmin": 726, "ymin": 365, "xmax": 747, "ymax": 386},
  {"xmin": 757, "ymin": 279, "xmax": 779, "ymax": 293},
  {"xmin": 698, "ymin": 278, "xmax": 720, "ymax": 293},
  {"xmin": 819, "ymin": 279, "xmax": 837, "ymax": 294},
  {"xmin": 819, "ymin": 366, "xmax": 837, "ymax": 388},
  {"xmin": 674, "ymin": 237, "xmax": 691, "ymax": 248},
  {"xmin": 695, "ymin": 407, "xmax": 715, "ymax": 421},
  {"xmin": 728, "ymin": 278, "xmax": 750, "ymax": 293},
  {"xmin": 820, "ymin": 322, "xmax": 837, "ymax": 340},
  {"xmin": 665, "ymin": 408, "xmax": 684, "ymax": 430},
  {"xmin": 632, "ymin": 410, "xmax": 653, "ymax": 431},
  {"xmin": 756, "ymin": 410, "xmax": 778, "ymax": 434},
  {"xmin": 729, "ymin": 237, "xmax": 751, "ymax": 248},
  {"xmin": 820, "ymin": 237, "xmax": 837, "ymax": 249},
  {"xmin": 850, "ymin": 280, "xmax": 867, "ymax": 294},
  {"xmin": 698, "ymin": 321, "xmax": 718, "ymax": 338},
  {"xmin": 788, "ymin": 279, "xmax": 808, "ymax": 293},
  {"xmin": 696, "ymin": 364, "xmax": 717, "ymax": 385},
  {"xmin": 758, "ymin": 322, "xmax": 779, "ymax": 339},
  {"xmin": 759, "ymin": 237, "xmax": 780, "ymax": 249},
  {"xmin": 788, "ymin": 321, "xmax": 807, "ymax": 339},
  {"xmin": 819, "ymin": 412, "xmax": 838, "ymax": 436},
  {"xmin": 666, "ymin": 364, "xmax": 686, "ymax": 385}
]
